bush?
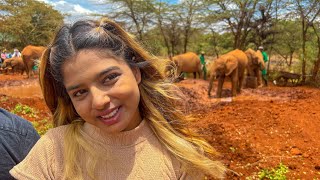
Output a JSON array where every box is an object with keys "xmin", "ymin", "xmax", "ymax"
[{"xmin": 258, "ymin": 163, "xmax": 289, "ymax": 180}]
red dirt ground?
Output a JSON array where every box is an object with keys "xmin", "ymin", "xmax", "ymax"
[{"xmin": 0, "ymin": 74, "xmax": 319, "ymax": 179}]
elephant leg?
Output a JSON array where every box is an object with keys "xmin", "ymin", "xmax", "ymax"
[
  {"xmin": 255, "ymin": 69, "xmax": 262, "ymax": 86},
  {"xmin": 193, "ymin": 72, "xmax": 197, "ymax": 79},
  {"xmin": 208, "ymin": 75, "xmax": 215, "ymax": 97},
  {"xmin": 23, "ymin": 57, "xmax": 31, "ymax": 78},
  {"xmin": 247, "ymin": 66, "xmax": 254, "ymax": 77},
  {"xmin": 231, "ymin": 69, "xmax": 238, "ymax": 97},
  {"xmin": 198, "ymin": 71, "xmax": 202, "ymax": 79},
  {"xmin": 216, "ymin": 75, "xmax": 225, "ymax": 98},
  {"xmin": 238, "ymin": 70, "xmax": 245, "ymax": 93}
]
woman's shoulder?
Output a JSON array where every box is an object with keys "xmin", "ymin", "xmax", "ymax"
[{"xmin": 44, "ymin": 124, "xmax": 71, "ymax": 141}]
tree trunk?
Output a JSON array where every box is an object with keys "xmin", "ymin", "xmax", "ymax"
[
  {"xmin": 289, "ymin": 52, "xmax": 293, "ymax": 67},
  {"xmin": 311, "ymin": 41, "xmax": 320, "ymax": 81}
]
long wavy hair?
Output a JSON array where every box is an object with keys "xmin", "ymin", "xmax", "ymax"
[{"xmin": 39, "ymin": 18, "xmax": 225, "ymax": 179}]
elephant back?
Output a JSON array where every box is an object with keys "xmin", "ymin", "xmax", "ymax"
[
  {"xmin": 9, "ymin": 57, "xmax": 22, "ymax": 66},
  {"xmin": 227, "ymin": 49, "xmax": 248, "ymax": 68},
  {"xmin": 172, "ymin": 52, "xmax": 200, "ymax": 73},
  {"xmin": 21, "ymin": 45, "xmax": 46, "ymax": 59}
]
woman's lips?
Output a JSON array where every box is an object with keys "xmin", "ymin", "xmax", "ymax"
[
  {"xmin": 99, "ymin": 106, "xmax": 121, "ymax": 125},
  {"xmin": 101, "ymin": 107, "xmax": 119, "ymax": 119}
]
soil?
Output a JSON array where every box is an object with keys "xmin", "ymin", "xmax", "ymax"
[{"xmin": 0, "ymin": 74, "xmax": 319, "ymax": 179}]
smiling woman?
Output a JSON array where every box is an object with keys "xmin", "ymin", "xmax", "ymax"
[{"xmin": 10, "ymin": 18, "xmax": 226, "ymax": 179}]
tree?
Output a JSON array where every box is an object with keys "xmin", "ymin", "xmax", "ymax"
[
  {"xmin": 176, "ymin": 0, "xmax": 206, "ymax": 53},
  {"xmin": 273, "ymin": 20, "xmax": 301, "ymax": 67},
  {"xmin": 153, "ymin": 1, "xmax": 181, "ymax": 56},
  {"xmin": 101, "ymin": 0, "xmax": 155, "ymax": 41},
  {"xmin": 311, "ymin": 22, "xmax": 320, "ymax": 81},
  {"xmin": 291, "ymin": 0, "xmax": 320, "ymax": 82},
  {"xmin": 212, "ymin": 0, "xmax": 259, "ymax": 50},
  {"xmin": 0, "ymin": 0, "xmax": 64, "ymax": 49}
]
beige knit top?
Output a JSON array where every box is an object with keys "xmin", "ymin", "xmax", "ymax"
[{"xmin": 10, "ymin": 120, "xmax": 200, "ymax": 179}]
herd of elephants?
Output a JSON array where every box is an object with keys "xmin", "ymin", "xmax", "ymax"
[
  {"xmin": 0, "ymin": 46, "xmax": 264, "ymax": 98},
  {"xmin": 170, "ymin": 49, "xmax": 265, "ymax": 97}
]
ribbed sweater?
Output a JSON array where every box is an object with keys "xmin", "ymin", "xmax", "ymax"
[{"xmin": 10, "ymin": 120, "xmax": 200, "ymax": 179}]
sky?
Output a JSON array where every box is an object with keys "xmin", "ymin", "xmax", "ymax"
[{"xmin": 37, "ymin": 0, "xmax": 178, "ymax": 23}]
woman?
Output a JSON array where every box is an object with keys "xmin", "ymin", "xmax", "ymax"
[{"xmin": 10, "ymin": 18, "xmax": 226, "ymax": 179}]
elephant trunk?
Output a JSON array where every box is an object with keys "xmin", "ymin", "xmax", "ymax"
[{"xmin": 208, "ymin": 72, "xmax": 216, "ymax": 97}]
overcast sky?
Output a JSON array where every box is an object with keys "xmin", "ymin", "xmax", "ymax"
[{"xmin": 37, "ymin": 0, "xmax": 178, "ymax": 23}]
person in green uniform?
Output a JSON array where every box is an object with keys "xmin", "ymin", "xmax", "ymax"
[
  {"xmin": 259, "ymin": 46, "xmax": 268, "ymax": 86},
  {"xmin": 199, "ymin": 51, "xmax": 207, "ymax": 80}
]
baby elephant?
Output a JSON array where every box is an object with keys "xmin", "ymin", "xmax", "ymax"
[
  {"xmin": 208, "ymin": 49, "xmax": 248, "ymax": 98},
  {"xmin": 170, "ymin": 52, "xmax": 202, "ymax": 80},
  {"xmin": 1, "ymin": 57, "xmax": 26, "ymax": 75}
]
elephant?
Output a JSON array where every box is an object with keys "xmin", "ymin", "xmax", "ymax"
[
  {"xmin": 21, "ymin": 45, "xmax": 46, "ymax": 78},
  {"xmin": 208, "ymin": 49, "xmax": 248, "ymax": 98},
  {"xmin": 170, "ymin": 52, "xmax": 202, "ymax": 80},
  {"xmin": 1, "ymin": 57, "xmax": 26, "ymax": 75},
  {"xmin": 245, "ymin": 48, "xmax": 265, "ymax": 87}
]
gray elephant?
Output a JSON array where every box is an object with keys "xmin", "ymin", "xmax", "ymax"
[
  {"xmin": 208, "ymin": 49, "xmax": 248, "ymax": 98},
  {"xmin": 245, "ymin": 48, "xmax": 265, "ymax": 87}
]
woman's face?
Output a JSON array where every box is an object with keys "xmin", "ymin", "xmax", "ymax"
[{"xmin": 62, "ymin": 49, "xmax": 142, "ymax": 134}]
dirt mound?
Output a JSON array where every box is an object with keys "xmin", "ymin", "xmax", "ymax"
[{"xmin": 176, "ymin": 79, "xmax": 320, "ymax": 179}]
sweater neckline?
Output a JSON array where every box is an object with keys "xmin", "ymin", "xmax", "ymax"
[{"xmin": 82, "ymin": 120, "xmax": 154, "ymax": 147}]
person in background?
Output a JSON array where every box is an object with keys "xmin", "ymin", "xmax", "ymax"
[
  {"xmin": 199, "ymin": 51, "xmax": 207, "ymax": 80},
  {"xmin": 1, "ymin": 49, "xmax": 8, "ymax": 61},
  {"xmin": 5, "ymin": 50, "xmax": 12, "ymax": 59},
  {"xmin": 10, "ymin": 18, "xmax": 226, "ymax": 179},
  {"xmin": 0, "ymin": 108, "xmax": 40, "ymax": 179},
  {"xmin": 12, "ymin": 48, "xmax": 21, "ymax": 58},
  {"xmin": 258, "ymin": 46, "xmax": 269, "ymax": 86}
]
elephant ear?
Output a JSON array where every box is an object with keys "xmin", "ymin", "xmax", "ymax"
[
  {"xmin": 225, "ymin": 56, "xmax": 238, "ymax": 76},
  {"xmin": 246, "ymin": 49, "xmax": 258, "ymax": 64}
]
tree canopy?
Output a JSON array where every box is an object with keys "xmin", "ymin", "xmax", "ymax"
[{"xmin": 0, "ymin": 0, "xmax": 64, "ymax": 50}]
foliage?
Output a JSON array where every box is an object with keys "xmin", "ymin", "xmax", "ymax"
[
  {"xmin": 258, "ymin": 163, "xmax": 289, "ymax": 180},
  {"xmin": 31, "ymin": 118, "xmax": 53, "ymax": 136},
  {"xmin": 0, "ymin": 0, "xmax": 64, "ymax": 50},
  {"xmin": 0, "ymin": 96, "xmax": 9, "ymax": 102},
  {"xmin": 10, "ymin": 103, "xmax": 52, "ymax": 136},
  {"xmin": 11, "ymin": 103, "xmax": 37, "ymax": 118}
]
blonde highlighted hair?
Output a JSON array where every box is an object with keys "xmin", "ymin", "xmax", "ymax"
[{"xmin": 39, "ymin": 18, "xmax": 226, "ymax": 179}]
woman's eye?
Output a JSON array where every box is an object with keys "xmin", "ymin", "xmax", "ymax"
[
  {"xmin": 104, "ymin": 73, "xmax": 120, "ymax": 83},
  {"xmin": 73, "ymin": 89, "xmax": 87, "ymax": 97}
]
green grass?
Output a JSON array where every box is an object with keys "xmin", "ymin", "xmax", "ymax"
[
  {"xmin": 10, "ymin": 103, "xmax": 53, "ymax": 136},
  {"xmin": 258, "ymin": 163, "xmax": 289, "ymax": 180},
  {"xmin": 31, "ymin": 118, "xmax": 53, "ymax": 136},
  {"xmin": 11, "ymin": 103, "xmax": 38, "ymax": 118}
]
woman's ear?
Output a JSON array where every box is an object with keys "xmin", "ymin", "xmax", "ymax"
[{"xmin": 132, "ymin": 67, "xmax": 141, "ymax": 84}]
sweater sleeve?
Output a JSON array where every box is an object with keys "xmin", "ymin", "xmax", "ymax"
[{"xmin": 9, "ymin": 133, "xmax": 56, "ymax": 179}]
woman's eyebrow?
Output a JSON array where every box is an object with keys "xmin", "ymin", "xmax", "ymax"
[
  {"xmin": 66, "ymin": 84, "xmax": 82, "ymax": 92},
  {"xmin": 96, "ymin": 66, "xmax": 120, "ymax": 79}
]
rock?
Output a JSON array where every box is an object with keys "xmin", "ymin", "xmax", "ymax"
[{"xmin": 290, "ymin": 147, "xmax": 302, "ymax": 155}]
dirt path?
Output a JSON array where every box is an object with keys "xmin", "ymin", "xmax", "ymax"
[{"xmin": 0, "ymin": 74, "xmax": 319, "ymax": 179}]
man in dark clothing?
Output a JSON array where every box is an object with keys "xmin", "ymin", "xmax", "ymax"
[{"xmin": 0, "ymin": 108, "xmax": 40, "ymax": 179}]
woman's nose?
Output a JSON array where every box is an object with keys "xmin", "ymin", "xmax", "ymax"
[{"xmin": 91, "ymin": 87, "xmax": 110, "ymax": 110}]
